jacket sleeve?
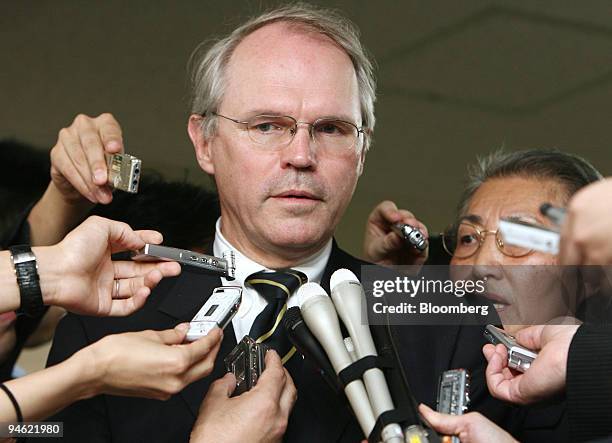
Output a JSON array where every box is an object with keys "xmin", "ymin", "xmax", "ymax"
[
  {"xmin": 566, "ymin": 324, "xmax": 612, "ymax": 442},
  {"xmin": 33, "ymin": 314, "xmax": 111, "ymax": 443}
]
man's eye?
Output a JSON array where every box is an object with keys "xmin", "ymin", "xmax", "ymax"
[
  {"xmin": 252, "ymin": 122, "xmax": 283, "ymax": 133},
  {"xmin": 459, "ymin": 234, "xmax": 477, "ymax": 245},
  {"xmin": 315, "ymin": 121, "xmax": 350, "ymax": 136}
]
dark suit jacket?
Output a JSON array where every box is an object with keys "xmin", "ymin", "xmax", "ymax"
[
  {"xmin": 567, "ymin": 324, "xmax": 612, "ymax": 442},
  {"xmin": 40, "ymin": 242, "xmax": 565, "ymax": 442}
]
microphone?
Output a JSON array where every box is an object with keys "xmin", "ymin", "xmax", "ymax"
[
  {"xmin": 367, "ymin": 301, "xmax": 439, "ymax": 443},
  {"xmin": 298, "ymin": 282, "xmax": 376, "ymax": 437},
  {"xmin": 283, "ymin": 306, "xmax": 342, "ymax": 393},
  {"xmin": 330, "ymin": 269, "xmax": 403, "ymax": 443}
]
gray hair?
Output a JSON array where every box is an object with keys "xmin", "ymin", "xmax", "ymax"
[
  {"xmin": 457, "ymin": 149, "xmax": 603, "ymax": 216},
  {"xmin": 188, "ymin": 2, "xmax": 376, "ymax": 152}
]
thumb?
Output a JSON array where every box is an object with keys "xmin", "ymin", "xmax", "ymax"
[
  {"xmin": 515, "ymin": 325, "xmax": 545, "ymax": 351},
  {"xmin": 209, "ymin": 373, "xmax": 237, "ymax": 399},
  {"xmin": 418, "ymin": 404, "xmax": 462, "ymax": 435},
  {"xmin": 153, "ymin": 324, "xmax": 189, "ymax": 345}
]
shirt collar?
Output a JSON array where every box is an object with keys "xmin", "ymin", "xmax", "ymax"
[{"xmin": 213, "ymin": 217, "xmax": 332, "ymax": 286}]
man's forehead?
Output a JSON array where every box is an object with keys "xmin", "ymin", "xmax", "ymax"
[{"xmin": 221, "ymin": 22, "xmax": 360, "ymax": 117}]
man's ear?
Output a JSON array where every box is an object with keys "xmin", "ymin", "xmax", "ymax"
[
  {"xmin": 357, "ymin": 146, "xmax": 367, "ymax": 176},
  {"xmin": 188, "ymin": 114, "xmax": 215, "ymax": 175}
]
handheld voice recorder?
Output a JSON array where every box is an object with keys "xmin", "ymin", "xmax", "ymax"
[
  {"xmin": 484, "ymin": 325, "xmax": 538, "ymax": 373},
  {"xmin": 185, "ymin": 286, "xmax": 242, "ymax": 342}
]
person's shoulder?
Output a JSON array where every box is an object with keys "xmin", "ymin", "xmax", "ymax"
[{"xmin": 328, "ymin": 241, "xmax": 389, "ymax": 277}]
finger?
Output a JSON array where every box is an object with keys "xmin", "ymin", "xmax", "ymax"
[
  {"xmin": 207, "ymin": 372, "xmax": 237, "ymax": 400},
  {"xmin": 485, "ymin": 348, "xmax": 521, "ymax": 403},
  {"xmin": 134, "ymin": 229, "xmax": 165, "ymax": 245},
  {"xmin": 515, "ymin": 325, "xmax": 545, "ymax": 351},
  {"xmin": 184, "ymin": 335, "xmax": 223, "ymax": 381},
  {"xmin": 418, "ymin": 404, "xmax": 461, "ymax": 435},
  {"xmin": 482, "ymin": 343, "xmax": 496, "ymax": 361},
  {"xmin": 559, "ymin": 211, "xmax": 582, "ymax": 266},
  {"xmin": 255, "ymin": 351, "xmax": 286, "ymax": 399},
  {"xmin": 152, "ymin": 325, "xmax": 191, "ymax": 345},
  {"xmin": 106, "ymin": 288, "xmax": 150, "ymax": 316},
  {"xmin": 97, "ymin": 113, "xmax": 124, "ymax": 153},
  {"xmin": 113, "ymin": 261, "xmax": 180, "ymax": 280},
  {"xmin": 94, "ymin": 217, "xmax": 147, "ymax": 252},
  {"xmin": 369, "ymin": 200, "xmax": 401, "ymax": 226},
  {"xmin": 52, "ymin": 140, "xmax": 97, "ymax": 202},
  {"xmin": 181, "ymin": 327, "xmax": 223, "ymax": 368},
  {"xmin": 397, "ymin": 211, "xmax": 429, "ymax": 239},
  {"xmin": 278, "ymin": 370, "xmax": 297, "ymax": 416},
  {"xmin": 78, "ymin": 124, "xmax": 110, "ymax": 190},
  {"xmin": 112, "ymin": 270, "xmax": 161, "ymax": 299},
  {"xmin": 63, "ymin": 126, "xmax": 106, "ymax": 202},
  {"xmin": 382, "ymin": 230, "xmax": 405, "ymax": 253}
]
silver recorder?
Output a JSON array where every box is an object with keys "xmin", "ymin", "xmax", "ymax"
[
  {"xmin": 185, "ymin": 286, "xmax": 242, "ymax": 342},
  {"xmin": 392, "ymin": 223, "xmax": 428, "ymax": 251},
  {"xmin": 131, "ymin": 244, "xmax": 236, "ymax": 280},
  {"xmin": 436, "ymin": 369, "xmax": 470, "ymax": 443},
  {"xmin": 224, "ymin": 336, "xmax": 268, "ymax": 396},
  {"xmin": 106, "ymin": 153, "xmax": 141, "ymax": 193},
  {"xmin": 484, "ymin": 325, "xmax": 538, "ymax": 373}
]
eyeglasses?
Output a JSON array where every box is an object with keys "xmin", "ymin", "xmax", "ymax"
[
  {"xmin": 209, "ymin": 112, "xmax": 367, "ymax": 152},
  {"xmin": 441, "ymin": 221, "xmax": 533, "ymax": 259}
]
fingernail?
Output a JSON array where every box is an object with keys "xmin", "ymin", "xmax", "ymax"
[
  {"xmin": 175, "ymin": 323, "xmax": 189, "ymax": 332},
  {"xmin": 94, "ymin": 169, "xmax": 106, "ymax": 183},
  {"xmin": 107, "ymin": 140, "xmax": 121, "ymax": 151}
]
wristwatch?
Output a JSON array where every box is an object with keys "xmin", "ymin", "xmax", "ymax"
[{"xmin": 9, "ymin": 245, "xmax": 45, "ymax": 317}]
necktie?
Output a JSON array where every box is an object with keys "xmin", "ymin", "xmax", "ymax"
[{"xmin": 246, "ymin": 269, "xmax": 307, "ymax": 364}]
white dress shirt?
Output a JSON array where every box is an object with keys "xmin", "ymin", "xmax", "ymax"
[{"xmin": 213, "ymin": 217, "xmax": 333, "ymax": 342}]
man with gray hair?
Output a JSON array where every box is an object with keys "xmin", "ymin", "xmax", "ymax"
[{"xmin": 40, "ymin": 4, "xmax": 530, "ymax": 443}]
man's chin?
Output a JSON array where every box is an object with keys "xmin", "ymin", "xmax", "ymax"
[{"xmin": 264, "ymin": 222, "xmax": 331, "ymax": 250}]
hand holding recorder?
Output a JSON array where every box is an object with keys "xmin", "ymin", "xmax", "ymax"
[
  {"xmin": 362, "ymin": 200, "xmax": 429, "ymax": 267},
  {"xmin": 418, "ymin": 404, "xmax": 518, "ymax": 443},
  {"xmin": 560, "ymin": 177, "xmax": 612, "ymax": 265},
  {"xmin": 28, "ymin": 113, "xmax": 132, "ymax": 246},
  {"xmin": 190, "ymin": 350, "xmax": 296, "ymax": 443},
  {"xmin": 10, "ymin": 215, "xmax": 181, "ymax": 317},
  {"xmin": 483, "ymin": 323, "xmax": 579, "ymax": 405},
  {"xmin": 50, "ymin": 113, "xmax": 126, "ymax": 205}
]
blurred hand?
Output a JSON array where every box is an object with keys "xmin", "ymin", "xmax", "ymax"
[
  {"xmin": 560, "ymin": 177, "xmax": 612, "ymax": 265},
  {"xmin": 483, "ymin": 323, "xmax": 579, "ymax": 405},
  {"xmin": 190, "ymin": 351, "xmax": 297, "ymax": 443},
  {"xmin": 419, "ymin": 404, "xmax": 517, "ymax": 443},
  {"xmin": 38, "ymin": 216, "xmax": 181, "ymax": 316},
  {"xmin": 362, "ymin": 200, "xmax": 429, "ymax": 266},
  {"xmin": 83, "ymin": 325, "xmax": 222, "ymax": 400},
  {"xmin": 50, "ymin": 113, "xmax": 124, "ymax": 204}
]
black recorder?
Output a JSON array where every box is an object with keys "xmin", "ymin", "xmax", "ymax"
[{"xmin": 436, "ymin": 369, "xmax": 470, "ymax": 443}]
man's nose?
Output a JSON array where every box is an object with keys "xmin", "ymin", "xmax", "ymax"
[{"xmin": 280, "ymin": 125, "xmax": 317, "ymax": 170}]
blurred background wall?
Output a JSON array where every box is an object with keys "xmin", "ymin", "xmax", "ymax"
[{"xmin": 2, "ymin": 0, "xmax": 611, "ymax": 259}]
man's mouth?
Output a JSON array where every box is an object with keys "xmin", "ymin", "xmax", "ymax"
[
  {"xmin": 272, "ymin": 190, "xmax": 323, "ymax": 201},
  {"xmin": 484, "ymin": 292, "xmax": 510, "ymax": 312}
]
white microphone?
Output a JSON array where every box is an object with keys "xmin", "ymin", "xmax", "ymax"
[
  {"xmin": 330, "ymin": 269, "xmax": 403, "ymax": 443},
  {"xmin": 298, "ymin": 282, "xmax": 376, "ymax": 437}
]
